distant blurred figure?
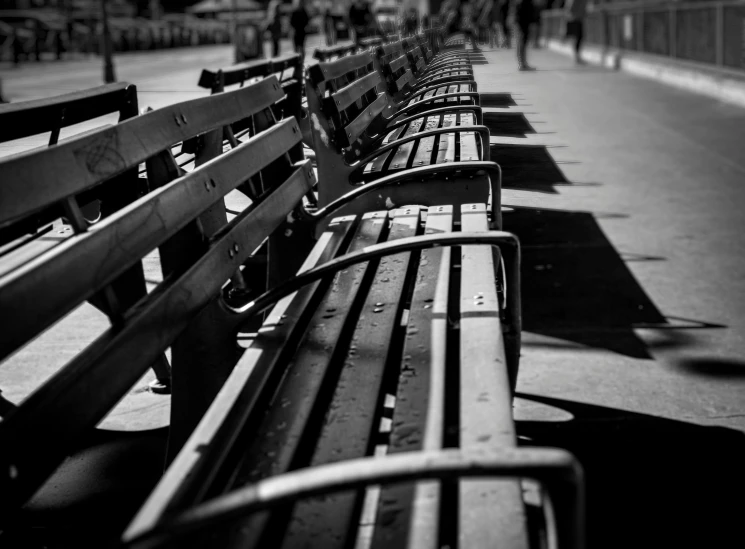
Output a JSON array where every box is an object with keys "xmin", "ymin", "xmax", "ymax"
[
  {"xmin": 494, "ymin": 0, "xmax": 511, "ymax": 48},
  {"xmin": 533, "ymin": 0, "xmax": 545, "ymax": 48},
  {"xmin": 324, "ymin": 9, "xmax": 335, "ymax": 46},
  {"xmin": 403, "ymin": 7, "xmax": 419, "ymax": 37},
  {"xmin": 460, "ymin": 0, "xmax": 478, "ymax": 49},
  {"xmin": 565, "ymin": 0, "xmax": 588, "ymax": 63},
  {"xmin": 515, "ymin": 0, "xmax": 536, "ymax": 70},
  {"xmin": 348, "ymin": 0, "xmax": 375, "ymax": 43},
  {"xmin": 265, "ymin": 0, "xmax": 282, "ymax": 57},
  {"xmin": 290, "ymin": 0, "xmax": 310, "ymax": 58}
]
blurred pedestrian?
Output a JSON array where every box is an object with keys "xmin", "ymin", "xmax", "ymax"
[
  {"xmin": 348, "ymin": 0, "xmax": 374, "ymax": 44},
  {"xmin": 460, "ymin": 0, "xmax": 478, "ymax": 49},
  {"xmin": 324, "ymin": 9, "xmax": 335, "ymax": 46},
  {"xmin": 565, "ymin": 0, "xmax": 588, "ymax": 63},
  {"xmin": 515, "ymin": 0, "xmax": 536, "ymax": 70},
  {"xmin": 403, "ymin": 7, "xmax": 419, "ymax": 37},
  {"xmin": 533, "ymin": 0, "xmax": 545, "ymax": 48},
  {"xmin": 265, "ymin": 0, "xmax": 282, "ymax": 57},
  {"xmin": 290, "ymin": 0, "xmax": 310, "ymax": 59},
  {"xmin": 495, "ymin": 0, "xmax": 510, "ymax": 48}
]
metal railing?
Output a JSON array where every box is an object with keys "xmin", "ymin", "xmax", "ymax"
[{"xmin": 542, "ymin": 1, "xmax": 745, "ymax": 71}]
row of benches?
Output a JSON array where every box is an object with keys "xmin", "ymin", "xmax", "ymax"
[{"xmin": 0, "ymin": 30, "xmax": 583, "ymax": 548}]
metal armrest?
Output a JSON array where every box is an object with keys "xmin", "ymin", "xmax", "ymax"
[
  {"xmin": 313, "ymin": 160, "xmax": 502, "ymax": 228},
  {"xmin": 386, "ymin": 105, "xmax": 483, "ymax": 130},
  {"xmin": 228, "ymin": 232, "xmax": 521, "ymax": 347},
  {"xmin": 395, "ymin": 92, "xmax": 480, "ymax": 117},
  {"xmin": 122, "ymin": 448, "xmax": 583, "ymax": 549},
  {"xmin": 408, "ymin": 80, "xmax": 478, "ymax": 100},
  {"xmin": 357, "ymin": 125, "xmax": 490, "ymax": 167}
]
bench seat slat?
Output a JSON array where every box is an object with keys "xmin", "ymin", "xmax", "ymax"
[
  {"xmin": 281, "ymin": 208, "xmax": 419, "ymax": 549},
  {"xmin": 213, "ymin": 215, "xmax": 388, "ymax": 548},
  {"xmin": 341, "ymin": 93, "xmax": 388, "ymax": 148},
  {"xmin": 125, "ymin": 217, "xmax": 359, "ymax": 540},
  {"xmin": 371, "ymin": 206, "xmax": 452, "ymax": 549},
  {"xmin": 458, "ymin": 204, "xmax": 528, "ymax": 549}
]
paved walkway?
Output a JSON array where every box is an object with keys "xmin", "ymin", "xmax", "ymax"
[
  {"xmin": 474, "ymin": 45, "xmax": 745, "ymax": 548},
  {"xmin": 1, "ymin": 41, "xmax": 743, "ymax": 547}
]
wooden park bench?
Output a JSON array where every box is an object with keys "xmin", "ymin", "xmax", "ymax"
[
  {"xmin": 117, "ymin": 144, "xmax": 584, "ymax": 546},
  {"xmin": 122, "ymin": 199, "xmax": 582, "ymax": 548},
  {"xmin": 0, "ymin": 77, "xmax": 314, "ymax": 544},
  {"xmin": 0, "ymin": 82, "xmax": 140, "ymax": 246},
  {"xmin": 375, "ymin": 38, "xmax": 478, "ymax": 116},
  {"xmin": 305, "ymin": 51, "xmax": 501, "ymax": 225}
]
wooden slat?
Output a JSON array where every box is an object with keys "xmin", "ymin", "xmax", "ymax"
[
  {"xmin": 0, "ymin": 83, "xmax": 134, "ymax": 143},
  {"xmin": 389, "ymin": 53, "xmax": 408, "ymax": 74},
  {"xmin": 387, "ymin": 115, "xmax": 424, "ymax": 171},
  {"xmin": 0, "ymin": 119, "xmax": 302, "ymax": 364},
  {"xmin": 125, "ymin": 216, "xmax": 359, "ymax": 540},
  {"xmin": 198, "ymin": 53, "xmax": 301, "ymax": 89},
  {"xmin": 0, "ymin": 163, "xmax": 315, "ymax": 512},
  {"xmin": 0, "ymin": 77, "xmax": 284, "ymax": 226},
  {"xmin": 458, "ymin": 112, "xmax": 479, "ymax": 162},
  {"xmin": 435, "ymin": 113, "xmax": 457, "ymax": 164},
  {"xmin": 410, "ymin": 114, "xmax": 441, "ymax": 168},
  {"xmin": 458, "ymin": 203, "xmax": 528, "ymax": 549},
  {"xmin": 280, "ymin": 210, "xmax": 400, "ymax": 549},
  {"xmin": 310, "ymin": 52, "xmax": 374, "ymax": 83},
  {"xmin": 341, "ymin": 93, "xmax": 388, "ymax": 148},
  {"xmin": 213, "ymin": 212, "xmax": 394, "ymax": 549},
  {"xmin": 330, "ymin": 70, "xmax": 382, "ymax": 112},
  {"xmin": 371, "ymin": 205, "xmax": 452, "ymax": 549}
]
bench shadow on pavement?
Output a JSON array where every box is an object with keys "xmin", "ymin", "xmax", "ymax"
[
  {"xmin": 516, "ymin": 393, "xmax": 745, "ymax": 549},
  {"xmin": 479, "ymin": 92, "xmax": 518, "ymax": 107},
  {"xmin": 504, "ymin": 205, "xmax": 725, "ymax": 358},
  {"xmin": 492, "ymin": 143, "xmax": 570, "ymax": 193}
]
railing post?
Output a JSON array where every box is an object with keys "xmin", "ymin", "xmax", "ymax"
[
  {"xmin": 715, "ymin": 2, "xmax": 724, "ymax": 66},
  {"xmin": 637, "ymin": 9, "xmax": 644, "ymax": 52},
  {"xmin": 669, "ymin": 5, "xmax": 676, "ymax": 58}
]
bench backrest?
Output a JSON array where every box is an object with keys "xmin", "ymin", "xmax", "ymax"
[
  {"xmin": 375, "ymin": 39, "xmax": 416, "ymax": 95},
  {"xmin": 306, "ymin": 52, "xmax": 387, "ymax": 152},
  {"xmin": 0, "ymin": 83, "xmax": 140, "ymax": 244},
  {"xmin": 0, "ymin": 82, "xmax": 138, "ymax": 145},
  {"xmin": 313, "ymin": 43, "xmax": 358, "ymax": 62},
  {"xmin": 198, "ymin": 52, "xmax": 304, "ymax": 137},
  {"xmin": 0, "ymin": 77, "xmax": 314, "ymax": 514}
]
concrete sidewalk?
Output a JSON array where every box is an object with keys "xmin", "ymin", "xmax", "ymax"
[{"xmin": 473, "ymin": 44, "xmax": 744, "ymax": 549}]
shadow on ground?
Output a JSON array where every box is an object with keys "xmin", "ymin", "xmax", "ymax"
[
  {"xmin": 491, "ymin": 144, "xmax": 569, "ymax": 193},
  {"xmin": 517, "ymin": 393, "xmax": 745, "ymax": 549},
  {"xmin": 505, "ymin": 206, "xmax": 723, "ymax": 358},
  {"xmin": 484, "ymin": 112, "xmax": 536, "ymax": 138},
  {"xmin": 479, "ymin": 92, "xmax": 517, "ymax": 108}
]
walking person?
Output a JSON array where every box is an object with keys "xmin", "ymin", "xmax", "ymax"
[
  {"xmin": 460, "ymin": 0, "xmax": 478, "ymax": 50},
  {"xmin": 324, "ymin": 9, "xmax": 335, "ymax": 46},
  {"xmin": 496, "ymin": 0, "xmax": 511, "ymax": 48},
  {"xmin": 565, "ymin": 0, "xmax": 588, "ymax": 63},
  {"xmin": 515, "ymin": 0, "xmax": 536, "ymax": 70},
  {"xmin": 265, "ymin": 0, "xmax": 282, "ymax": 57},
  {"xmin": 290, "ymin": 0, "xmax": 310, "ymax": 59},
  {"xmin": 348, "ymin": 0, "xmax": 374, "ymax": 44}
]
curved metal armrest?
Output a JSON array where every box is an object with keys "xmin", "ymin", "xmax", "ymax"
[
  {"xmin": 122, "ymin": 448, "xmax": 583, "ymax": 549},
  {"xmin": 357, "ymin": 125, "xmax": 490, "ymax": 167},
  {"xmin": 228, "ymin": 232, "xmax": 521, "ymax": 344},
  {"xmin": 386, "ymin": 105, "xmax": 483, "ymax": 130},
  {"xmin": 312, "ymin": 160, "xmax": 502, "ymax": 228},
  {"xmin": 417, "ymin": 66, "xmax": 474, "ymax": 79},
  {"xmin": 395, "ymin": 92, "xmax": 480, "ymax": 117},
  {"xmin": 412, "ymin": 75, "xmax": 477, "ymax": 93},
  {"xmin": 408, "ymin": 81, "xmax": 477, "ymax": 100}
]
